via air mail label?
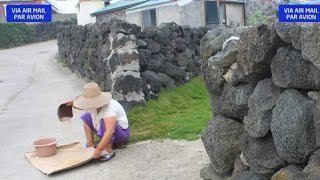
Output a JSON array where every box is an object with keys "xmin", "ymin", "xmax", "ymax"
[
  {"xmin": 6, "ymin": 4, "xmax": 52, "ymax": 23},
  {"xmin": 279, "ymin": 5, "xmax": 320, "ymax": 22}
]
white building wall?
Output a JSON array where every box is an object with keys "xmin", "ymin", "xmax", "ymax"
[
  {"xmin": 156, "ymin": 5, "xmax": 181, "ymax": 26},
  {"xmin": 125, "ymin": 1, "xmax": 206, "ymax": 28},
  {"xmin": 180, "ymin": 0, "xmax": 204, "ymax": 27},
  {"xmin": 77, "ymin": 0, "xmax": 104, "ymax": 25},
  {"xmin": 225, "ymin": 3, "xmax": 245, "ymax": 27},
  {"xmin": 125, "ymin": 11, "xmax": 142, "ymax": 27}
]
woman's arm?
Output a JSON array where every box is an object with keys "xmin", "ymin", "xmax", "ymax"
[{"xmin": 65, "ymin": 99, "xmax": 83, "ymax": 110}]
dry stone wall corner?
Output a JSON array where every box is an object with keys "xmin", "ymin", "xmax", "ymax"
[{"xmin": 200, "ymin": 20, "xmax": 320, "ymax": 179}]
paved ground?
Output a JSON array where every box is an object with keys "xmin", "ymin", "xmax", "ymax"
[{"xmin": 0, "ymin": 41, "xmax": 209, "ymax": 180}]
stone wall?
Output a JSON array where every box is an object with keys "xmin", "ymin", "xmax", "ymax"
[
  {"xmin": 96, "ymin": 11, "xmax": 126, "ymax": 24},
  {"xmin": 33, "ymin": 21, "xmax": 76, "ymax": 42},
  {"xmin": 57, "ymin": 20, "xmax": 207, "ymax": 110},
  {"xmin": 200, "ymin": 19, "xmax": 320, "ymax": 179}
]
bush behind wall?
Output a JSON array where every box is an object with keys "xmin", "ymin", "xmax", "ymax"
[{"xmin": 0, "ymin": 20, "xmax": 75, "ymax": 49}]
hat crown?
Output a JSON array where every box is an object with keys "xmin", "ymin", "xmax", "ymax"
[{"xmin": 83, "ymin": 83, "xmax": 101, "ymax": 98}]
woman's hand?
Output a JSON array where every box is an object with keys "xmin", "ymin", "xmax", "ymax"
[
  {"xmin": 64, "ymin": 99, "xmax": 73, "ymax": 107},
  {"xmin": 93, "ymin": 148, "xmax": 102, "ymax": 159}
]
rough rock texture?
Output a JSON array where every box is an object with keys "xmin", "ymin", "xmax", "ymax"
[
  {"xmin": 232, "ymin": 156, "xmax": 250, "ymax": 175},
  {"xmin": 271, "ymin": 89, "xmax": 316, "ymax": 164},
  {"xmin": 244, "ymin": 78, "xmax": 281, "ymax": 138},
  {"xmin": 201, "ymin": 115, "xmax": 245, "ymax": 175},
  {"xmin": 208, "ymin": 94, "xmax": 222, "ymax": 116},
  {"xmin": 241, "ymin": 134, "xmax": 285, "ymax": 175},
  {"xmin": 106, "ymin": 30, "xmax": 145, "ymax": 109},
  {"xmin": 57, "ymin": 20, "xmax": 206, "ymax": 110},
  {"xmin": 271, "ymin": 47, "xmax": 320, "ymax": 90},
  {"xmin": 221, "ymin": 83, "xmax": 256, "ymax": 121},
  {"xmin": 232, "ymin": 21, "xmax": 281, "ymax": 85},
  {"xmin": 226, "ymin": 156, "xmax": 250, "ymax": 180},
  {"xmin": 231, "ymin": 171, "xmax": 270, "ymax": 180},
  {"xmin": 309, "ymin": 91, "xmax": 320, "ymax": 148},
  {"xmin": 275, "ymin": 22, "xmax": 291, "ymax": 44},
  {"xmin": 289, "ymin": 23, "xmax": 304, "ymax": 50},
  {"xmin": 200, "ymin": 27, "xmax": 231, "ymax": 61},
  {"xmin": 201, "ymin": 20, "xmax": 320, "ymax": 179},
  {"xmin": 202, "ymin": 57, "xmax": 225, "ymax": 95},
  {"xmin": 223, "ymin": 62, "xmax": 245, "ymax": 86},
  {"xmin": 141, "ymin": 71, "xmax": 162, "ymax": 94},
  {"xmin": 200, "ymin": 164, "xmax": 230, "ymax": 180},
  {"xmin": 200, "ymin": 27, "xmax": 246, "ymax": 61},
  {"xmin": 300, "ymin": 23, "xmax": 320, "ymax": 70},
  {"xmin": 138, "ymin": 23, "xmax": 207, "ymax": 96},
  {"xmin": 303, "ymin": 149, "xmax": 320, "ymax": 179},
  {"xmin": 202, "ymin": 37, "xmax": 239, "ymax": 95},
  {"xmin": 271, "ymin": 165, "xmax": 304, "ymax": 180},
  {"xmin": 275, "ymin": 21, "xmax": 310, "ymax": 50}
]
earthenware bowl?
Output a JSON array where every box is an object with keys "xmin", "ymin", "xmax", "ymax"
[
  {"xmin": 57, "ymin": 103, "xmax": 73, "ymax": 122},
  {"xmin": 33, "ymin": 137, "xmax": 58, "ymax": 157}
]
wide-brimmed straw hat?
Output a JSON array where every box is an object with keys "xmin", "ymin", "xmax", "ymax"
[{"xmin": 73, "ymin": 82, "xmax": 112, "ymax": 110}]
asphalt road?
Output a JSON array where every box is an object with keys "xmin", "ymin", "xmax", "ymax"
[{"xmin": 0, "ymin": 40, "xmax": 209, "ymax": 180}]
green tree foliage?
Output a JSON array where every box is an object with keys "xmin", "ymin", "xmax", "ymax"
[
  {"xmin": 0, "ymin": 20, "xmax": 75, "ymax": 49},
  {"xmin": 247, "ymin": 10, "xmax": 269, "ymax": 26},
  {"xmin": 0, "ymin": 23, "xmax": 36, "ymax": 48}
]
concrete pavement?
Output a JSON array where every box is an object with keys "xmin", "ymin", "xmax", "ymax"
[{"xmin": 0, "ymin": 41, "xmax": 209, "ymax": 180}]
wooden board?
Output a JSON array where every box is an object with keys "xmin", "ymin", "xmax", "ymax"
[{"xmin": 25, "ymin": 142, "xmax": 95, "ymax": 175}]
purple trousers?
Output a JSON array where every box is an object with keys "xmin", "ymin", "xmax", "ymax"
[{"xmin": 81, "ymin": 112, "xmax": 130, "ymax": 145}]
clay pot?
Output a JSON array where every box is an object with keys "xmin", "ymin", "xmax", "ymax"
[
  {"xmin": 57, "ymin": 103, "xmax": 73, "ymax": 122},
  {"xmin": 33, "ymin": 137, "xmax": 58, "ymax": 157}
]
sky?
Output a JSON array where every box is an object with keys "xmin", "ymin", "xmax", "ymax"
[{"xmin": 47, "ymin": 0, "xmax": 78, "ymax": 14}]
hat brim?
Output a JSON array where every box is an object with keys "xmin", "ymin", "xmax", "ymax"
[{"xmin": 73, "ymin": 92, "xmax": 112, "ymax": 110}]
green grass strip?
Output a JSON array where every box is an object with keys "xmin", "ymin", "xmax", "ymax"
[{"xmin": 127, "ymin": 76, "xmax": 212, "ymax": 143}]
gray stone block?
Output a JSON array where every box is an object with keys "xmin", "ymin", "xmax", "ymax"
[
  {"xmin": 271, "ymin": 89, "xmax": 316, "ymax": 163},
  {"xmin": 271, "ymin": 47, "xmax": 320, "ymax": 90},
  {"xmin": 244, "ymin": 78, "xmax": 281, "ymax": 138},
  {"xmin": 221, "ymin": 83, "xmax": 256, "ymax": 121},
  {"xmin": 242, "ymin": 134, "xmax": 285, "ymax": 175},
  {"xmin": 201, "ymin": 115, "xmax": 245, "ymax": 175}
]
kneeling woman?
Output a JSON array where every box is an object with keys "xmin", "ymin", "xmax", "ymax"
[{"xmin": 67, "ymin": 82, "xmax": 130, "ymax": 161}]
